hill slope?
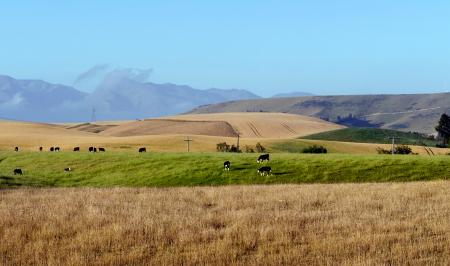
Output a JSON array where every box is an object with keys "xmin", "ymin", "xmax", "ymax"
[
  {"xmin": 158, "ymin": 112, "xmax": 345, "ymax": 138},
  {"xmin": 189, "ymin": 93, "xmax": 450, "ymax": 133},
  {"xmin": 302, "ymin": 128, "xmax": 438, "ymax": 147}
]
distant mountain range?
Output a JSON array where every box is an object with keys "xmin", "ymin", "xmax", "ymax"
[
  {"xmin": 189, "ymin": 94, "xmax": 450, "ymax": 134},
  {"xmin": 0, "ymin": 74, "xmax": 260, "ymax": 122},
  {"xmin": 271, "ymin": 91, "xmax": 315, "ymax": 98}
]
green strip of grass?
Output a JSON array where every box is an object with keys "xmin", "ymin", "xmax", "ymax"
[
  {"xmin": 302, "ymin": 128, "xmax": 437, "ymax": 146},
  {"xmin": 0, "ymin": 151, "xmax": 448, "ymax": 187}
]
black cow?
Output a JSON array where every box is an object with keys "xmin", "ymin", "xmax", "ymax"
[
  {"xmin": 224, "ymin": 161, "xmax": 231, "ymax": 171},
  {"xmin": 64, "ymin": 167, "xmax": 72, "ymax": 172},
  {"xmin": 98, "ymin": 147, "xmax": 105, "ymax": 152},
  {"xmin": 89, "ymin": 147, "xmax": 94, "ymax": 152},
  {"xmin": 73, "ymin": 147, "xmax": 80, "ymax": 152},
  {"xmin": 93, "ymin": 147, "xmax": 97, "ymax": 152},
  {"xmin": 257, "ymin": 154, "xmax": 270, "ymax": 163},
  {"xmin": 13, "ymin": 168, "xmax": 23, "ymax": 175},
  {"xmin": 257, "ymin": 166, "xmax": 271, "ymax": 176},
  {"xmin": 55, "ymin": 147, "xmax": 60, "ymax": 152},
  {"xmin": 50, "ymin": 147, "xmax": 54, "ymax": 152},
  {"xmin": 39, "ymin": 147, "xmax": 43, "ymax": 151},
  {"xmin": 139, "ymin": 147, "xmax": 146, "ymax": 153},
  {"xmin": 14, "ymin": 147, "xmax": 19, "ymax": 152}
]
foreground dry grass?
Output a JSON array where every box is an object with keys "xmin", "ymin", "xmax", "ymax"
[{"xmin": 1, "ymin": 182, "xmax": 450, "ymax": 265}]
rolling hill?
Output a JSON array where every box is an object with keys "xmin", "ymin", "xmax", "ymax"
[
  {"xmin": 93, "ymin": 112, "xmax": 345, "ymax": 138},
  {"xmin": 188, "ymin": 93, "xmax": 450, "ymax": 134},
  {"xmin": 302, "ymin": 128, "xmax": 438, "ymax": 147}
]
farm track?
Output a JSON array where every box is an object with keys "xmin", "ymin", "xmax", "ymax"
[{"xmin": 247, "ymin": 122, "xmax": 262, "ymax": 137}]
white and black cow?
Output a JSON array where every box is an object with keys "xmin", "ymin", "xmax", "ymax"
[
  {"xmin": 223, "ymin": 161, "xmax": 231, "ymax": 171},
  {"xmin": 13, "ymin": 168, "xmax": 23, "ymax": 175},
  {"xmin": 257, "ymin": 166, "xmax": 271, "ymax": 176},
  {"xmin": 257, "ymin": 154, "xmax": 270, "ymax": 163}
]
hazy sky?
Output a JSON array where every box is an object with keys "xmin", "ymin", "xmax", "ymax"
[{"xmin": 1, "ymin": 1, "xmax": 449, "ymax": 96}]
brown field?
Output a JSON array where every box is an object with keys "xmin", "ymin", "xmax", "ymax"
[
  {"xmin": 1, "ymin": 118, "xmax": 449, "ymax": 155},
  {"xmin": 100, "ymin": 119, "xmax": 238, "ymax": 137},
  {"xmin": 1, "ymin": 181, "xmax": 449, "ymax": 265},
  {"xmin": 163, "ymin": 112, "xmax": 345, "ymax": 138}
]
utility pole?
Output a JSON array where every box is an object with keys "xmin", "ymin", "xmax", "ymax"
[
  {"xmin": 236, "ymin": 130, "xmax": 241, "ymax": 151},
  {"xmin": 184, "ymin": 136, "xmax": 193, "ymax": 152},
  {"xmin": 387, "ymin": 136, "xmax": 400, "ymax": 155}
]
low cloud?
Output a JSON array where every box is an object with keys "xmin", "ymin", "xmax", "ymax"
[
  {"xmin": 104, "ymin": 68, "xmax": 153, "ymax": 83},
  {"xmin": 74, "ymin": 64, "xmax": 110, "ymax": 84}
]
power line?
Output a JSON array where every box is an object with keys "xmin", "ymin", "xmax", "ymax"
[{"xmin": 91, "ymin": 107, "xmax": 96, "ymax": 123}]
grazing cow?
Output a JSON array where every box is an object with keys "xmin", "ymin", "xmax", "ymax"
[
  {"xmin": 39, "ymin": 147, "xmax": 43, "ymax": 151},
  {"xmin": 13, "ymin": 168, "xmax": 23, "ymax": 175},
  {"xmin": 73, "ymin": 147, "xmax": 80, "ymax": 152},
  {"xmin": 257, "ymin": 154, "xmax": 270, "ymax": 163},
  {"xmin": 64, "ymin": 167, "xmax": 72, "ymax": 172},
  {"xmin": 224, "ymin": 161, "xmax": 231, "ymax": 171},
  {"xmin": 98, "ymin": 147, "xmax": 105, "ymax": 152},
  {"xmin": 139, "ymin": 147, "xmax": 146, "ymax": 153},
  {"xmin": 55, "ymin": 147, "xmax": 60, "ymax": 152},
  {"xmin": 14, "ymin": 147, "xmax": 19, "ymax": 152},
  {"xmin": 50, "ymin": 147, "xmax": 54, "ymax": 152},
  {"xmin": 89, "ymin": 146, "xmax": 94, "ymax": 152},
  {"xmin": 257, "ymin": 166, "xmax": 271, "ymax": 176}
]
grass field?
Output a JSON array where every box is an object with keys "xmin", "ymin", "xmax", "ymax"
[
  {"xmin": 1, "ymin": 151, "xmax": 450, "ymax": 187},
  {"xmin": 1, "ymin": 182, "xmax": 449, "ymax": 265},
  {"xmin": 302, "ymin": 127, "xmax": 438, "ymax": 147}
]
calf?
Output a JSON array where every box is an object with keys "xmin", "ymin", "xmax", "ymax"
[
  {"xmin": 89, "ymin": 147, "xmax": 94, "ymax": 152},
  {"xmin": 50, "ymin": 147, "xmax": 54, "ymax": 152},
  {"xmin": 98, "ymin": 147, "xmax": 105, "ymax": 152},
  {"xmin": 73, "ymin": 147, "xmax": 80, "ymax": 152},
  {"xmin": 93, "ymin": 147, "xmax": 97, "ymax": 152},
  {"xmin": 14, "ymin": 147, "xmax": 19, "ymax": 152},
  {"xmin": 257, "ymin": 154, "xmax": 270, "ymax": 163},
  {"xmin": 224, "ymin": 161, "xmax": 231, "ymax": 171},
  {"xmin": 64, "ymin": 167, "xmax": 72, "ymax": 172},
  {"xmin": 13, "ymin": 168, "xmax": 23, "ymax": 175},
  {"xmin": 139, "ymin": 147, "xmax": 146, "ymax": 153},
  {"xmin": 257, "ymin": 166, "xmax": 271, "ymax": 176},
  {"xmin": 39, "ymin": 147, "xmax": 43, "ymax": 151},
  {"xmin": 55, "ymin": 147, "xmax": 60, "ymax": 152}
]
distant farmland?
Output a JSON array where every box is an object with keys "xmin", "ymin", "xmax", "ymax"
[{"xmin": 302, "ymin": 128, "xmax": 438, "ymax": 147}]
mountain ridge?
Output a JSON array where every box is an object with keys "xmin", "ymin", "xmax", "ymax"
[
  {"xmin": 188, "ymin": 93, "xmax": 450, "ymax": 133},
  {"xmin": 0, "ymin": 74, "xmax": 260, "ymax": 122}
]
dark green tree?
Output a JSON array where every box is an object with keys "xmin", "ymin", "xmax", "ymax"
[{"xmin": 435, "ymin": 113, "xmax": 450, "ymax": 146}]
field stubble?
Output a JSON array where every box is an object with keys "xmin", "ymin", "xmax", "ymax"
[{"xmin": 1, "ymin": 181, "xmax": 449, "ymax": 265}]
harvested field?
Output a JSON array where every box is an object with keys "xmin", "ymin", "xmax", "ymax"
[
  {"xmin": 165, "ymin": 112, "xmax": 345, "ymax": 138},
  {"xmin": 1, "ymin": 119, "xmax": 448, "ymax": 154},
  {"xmin": 1, "ymin": 181, "xmax": 449, "ymax": 265},
  {"xmin": 100, "ymin": 119, "xmax": 238, "ymax": 137},
  {"xmin": 65, "ymin": 123, "xmax": 118, "ymax": 134}
]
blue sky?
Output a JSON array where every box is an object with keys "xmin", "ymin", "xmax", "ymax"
[{"xmin": 0, "ymin": 1, "xmax": 449, "ymax": 96}]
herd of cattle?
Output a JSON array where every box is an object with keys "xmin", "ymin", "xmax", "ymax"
[
  {"xmin": 224, "ymin": 153, "xmax": 272, "ymax": 176},
  {"xmin": 10, "ymin": 147, "xmax": 271, "ymax": 176}
]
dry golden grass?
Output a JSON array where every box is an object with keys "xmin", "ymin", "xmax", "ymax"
[
  {"xmin": 0, "ymin": 119, "xmax": 448, "ymax": 154},
  {"xmin": 164, "ymin": 112, "xmax": 345, "ymax": 138},
  {"xmin": 100, "ymin": 119, "xmax": 238, "ymax": 137},
  {"xmin": 1, "ymin": 181, "xmax": 449, "ymax": 265}
]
